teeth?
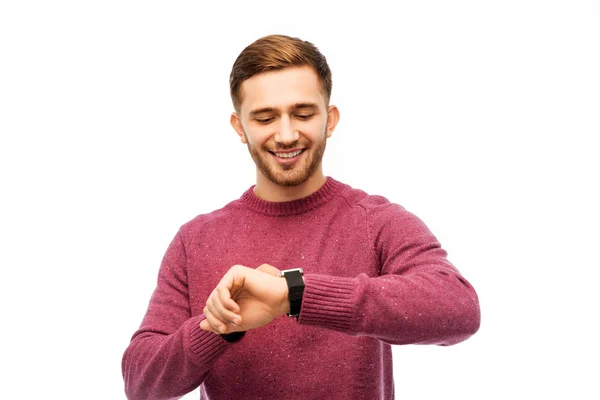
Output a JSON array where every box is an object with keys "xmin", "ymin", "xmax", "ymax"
[{"xmin": 274, "ymin": 150, "xmax": 302, "ymax": 158}]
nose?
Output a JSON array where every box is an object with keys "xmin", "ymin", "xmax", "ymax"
[{"xmin": 274, "ymin": 115, "xmax": 299, "ymax": 145}]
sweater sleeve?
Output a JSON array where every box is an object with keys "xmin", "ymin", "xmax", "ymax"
[
  {"xmin": 121, "ymin": 230, "xmax": 231, "ymax": 400},
  {"xmin": 299, "ymin": 200, "xmax": 480, "ymax": 346}
]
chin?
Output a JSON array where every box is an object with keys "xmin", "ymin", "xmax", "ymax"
[
  {"xmin": 249, "ymin": 141, "xmax": 326, "ymax": 189},
  {"xmin": 261, "ymin": 165, "xmax": 311, "ymax": 187},
  {"xmin": 271, "ymin": 173, "xmax": 310, "ymax": 187}
]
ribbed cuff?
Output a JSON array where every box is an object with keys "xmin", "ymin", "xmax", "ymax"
[
  {"xmin": 188, "ymin": 315, "xmax": 229, "ymax": 365},
  {"xmin": 299, "ymin": 274, "xmax": 358, "ymax": 332}
]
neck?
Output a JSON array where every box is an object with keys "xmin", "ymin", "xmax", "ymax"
[{"xmin": 253, "ymin": 168, "xmax": 327, "ymax": 202}]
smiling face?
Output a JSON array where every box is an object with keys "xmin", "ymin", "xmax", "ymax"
[{"xmin": 231, "ymin": 66, "xmax": 339, "ymax": 200}]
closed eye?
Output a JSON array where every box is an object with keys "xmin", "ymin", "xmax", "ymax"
[
  {"xmin": 296, "ymin": 114, "xmax": 314, "ymax": 121},
  {"xmin": 255, "ymin": 117, "xmax": 274, "ymax": 124}
]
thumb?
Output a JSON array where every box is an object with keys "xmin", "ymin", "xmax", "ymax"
[{"xmin": 256, "ymin": 263, "xmax": 280, "ymax": 277}]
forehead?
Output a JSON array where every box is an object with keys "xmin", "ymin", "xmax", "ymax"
[{"xmin": 239, "ymin": 66, "xmax": 325, "ymax": 114}]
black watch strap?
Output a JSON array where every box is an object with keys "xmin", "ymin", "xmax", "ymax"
[
  {"xmin": 279, "ymin": 268, "xmax": 304, "ymax": 320},
  {"xmin": 220, "ymin": 331, "xmax": 246, "ymax": 343}
]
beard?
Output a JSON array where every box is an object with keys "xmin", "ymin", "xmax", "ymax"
[{"xmin": 245, "ymin": 129, "xmax": 327, "ymax": 187}]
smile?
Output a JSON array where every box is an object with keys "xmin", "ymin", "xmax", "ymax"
[{"xmin": 273, "ymin": 149, "xmax": 303, "ymax": 158}]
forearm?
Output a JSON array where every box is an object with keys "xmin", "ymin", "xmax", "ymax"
[
  {"xmin": 122, "ymin": 230, "xmax": 234, "ymax": 399},
  {"xmin": 122, "ymin": 314, "xmax": 229, "ymax": 400},
  {"xmin": 304, "ymin": 198, "xmax": 482, "ymax": 345},
  {"xmin": 299, "ymin": 269, "xmax": 480, "ymax": 346}
]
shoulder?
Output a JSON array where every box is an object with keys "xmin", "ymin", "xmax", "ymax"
[
  {"xmin": 178, "ymin": 197, "xmax": 244, "ymax": 239},
  {"xmin": 336, "ymin": 180, "xmax": 429, "ymax": 236},
  {"xmin": 335, "ymin": 179, "xmax": 407, "ymax": 216}
]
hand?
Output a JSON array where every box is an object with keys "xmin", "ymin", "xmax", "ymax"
[{"xmin": 200, "ymin": 264, "xmax": 288, "ymax": 335}]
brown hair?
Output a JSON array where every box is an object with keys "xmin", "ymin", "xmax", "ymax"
[{"xmin": 229, "ymin": 34, "xmax": 332, "ymax": 112}]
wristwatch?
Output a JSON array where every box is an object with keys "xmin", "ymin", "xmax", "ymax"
[{"xmin": 278, "ymin": 268, "xmax": 305, "ymax": 320}]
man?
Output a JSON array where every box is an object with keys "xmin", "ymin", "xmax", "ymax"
[{"xmin": 122, "ymin": 34, "xmax": 480, "ymax": 400}]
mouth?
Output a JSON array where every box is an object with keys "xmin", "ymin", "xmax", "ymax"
[
  {"xmin": 269, "ymin": 148, "xmax": 306, "ymax": 163},
  {"xmin": 271, "ymin": 149, "xmax": 304, "ymax": 158}
]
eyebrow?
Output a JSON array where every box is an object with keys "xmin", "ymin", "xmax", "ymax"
[{"xmin": 249, "ymin": 102, "xmax": 319, "ymax": 117}]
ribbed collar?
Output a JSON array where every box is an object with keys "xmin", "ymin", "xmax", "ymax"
[{"xmin": 240, "ymin": 177, "xmax": 345, "ymax": 216}]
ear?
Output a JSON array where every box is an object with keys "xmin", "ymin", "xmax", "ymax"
[
  {"xmin": 230, "ymin": 112, "xmax": 248, "ymax": 144},
  {"xmin": 325, "ymin": 105, "xmax": 340, "ymax": 138}
]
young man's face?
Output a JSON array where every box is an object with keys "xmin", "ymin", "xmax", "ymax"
[{"xmin": 231, "ymin": 66, "xmax": 338, "ymax": 187}]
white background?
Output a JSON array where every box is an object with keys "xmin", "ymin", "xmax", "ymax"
[{"xmin": 1, "ymin": 1, "xmax": 598, "ymax": 398}]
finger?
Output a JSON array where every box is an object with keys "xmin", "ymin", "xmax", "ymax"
[
  {"xmin": 208, "ymin": 288, "xmax": 243, "ymax": 329},
  {"xmin": 256, "ymin": 263, "xmax": 280, "ymax": 276},
  {"xmin": 206, "ymin": 292, "xmax": 234, "ymax": 329},
  {"xmin": 199, "ymin": 318, "xmax": 214, "ymax": 332},
  {"xmin": 216, "ymin": 286, "xmax": 240, "ymax": 314},
  {"xmin": 203, "ymin": 305, "xmax": 229, "ymax": 334},
  {"xmin": 215, "ymin": 287, "xmax": 242, "ymax": 325},
  {"xmin": 208, "ymin": 284, "xmax": 238, "ymax": 321},
  {"xmin": 217, "ymin": 267, "xmax": 246, "ymax": 312}
]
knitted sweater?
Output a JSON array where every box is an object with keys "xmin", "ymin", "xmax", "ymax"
[{"xmin": 122, "ymin": 177, "xmax": 480, "ymax": 400}]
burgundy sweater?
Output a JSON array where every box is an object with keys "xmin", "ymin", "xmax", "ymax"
[{"xmin": 122, "ymin": 177, "xmax": 480, "ymax": 399}]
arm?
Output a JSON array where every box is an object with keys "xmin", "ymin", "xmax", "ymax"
[
  {"xmin": 121, "ymin": 231, "xmax": 231, "ymax": 400},
  {"xmin": 199, "ymin": 201, "xmax": 480, "ymax": 346},
  {"xmin": 299, "ymin": 201, "xmax": 480, "ymax": 346}
]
